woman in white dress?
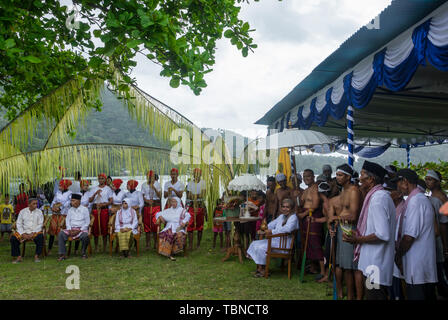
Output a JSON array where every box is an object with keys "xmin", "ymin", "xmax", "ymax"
[
  {"xmin": 247, "ymin": 198, "xmax": 299, "ymax": 277},
  {"xmin": 156, "ymin": 197, "xmax": 191, "ymax": 261},
  {"xmin": 114, "ymin": 198, "xmax": 139, "ymax": 258}
]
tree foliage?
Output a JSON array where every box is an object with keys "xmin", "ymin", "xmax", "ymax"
[{"xmin": 0, "ymin": 0, "xmax": 261, "ymax": 120}]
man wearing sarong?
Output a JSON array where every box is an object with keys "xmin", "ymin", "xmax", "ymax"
[
  {"xmin": 332, "ymin": 164, "xmax": 362, "ymax": 299},
  {"xmin": 10, "ymin": 198, "xmax": 44, "ymax": 263},
  {"xmin": 274, "ymin": 173, "xmax": 292, "ymax": 220},
  {"xmin": 265, "ymin": 176, "xmax": 277, "ymax": 223},
  {"xmin": 186, "ymin": 168, "xmax": 207, "ymax": 250},
  {"xmin": 89, "ymin": 173, "xmax": 113, "ymax": 253},
  {"xmin": 156, "ymin": 197, "xmax": 191, "ymax": 261},
  {"xmin": 297, "ymin": 169, "xmax": 327, "ymax": 280},
  {"xmin": 247, "ymin": 198, "xmax": 299, "ymax": 277},
  {"xmin": 48, "ymin": 179, "xmax": 72, "ymax": 255},
  {"xmin": 114, "ymin": 198, "xmax": 139, "ymax": 258},
  {"xmin": 344, "ymin": 161, "xmax": 395, "ymax": 300},
  {"xmin": 392, "ymin": 169, "xmax": 437, "ymax": 300},
  {"xmin": 13, "ymin": 183, "xmax": 28, "ymax": 218},
  {"xmin": 57, "ymin": 193, "xmax": 90, "ymax": 261},
  {"xmin": 124, "ymin": 179, "xmax": 144, "ymax": 245},
  {"xmin": 164, "ymin": 168, "xmax": 184, "ymax": 209},
  {"xmin": 142, "ymin": 171, "xmax": 162, "ymax": 250}
]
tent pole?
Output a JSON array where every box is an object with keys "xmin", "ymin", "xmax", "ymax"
[
  {"xmin": 406, "ymin": 145, "xmax": 411, "ymax": 168},
  {"xmin": 347, "ymin": 106, "xmax": 355, "ymax": 168}
]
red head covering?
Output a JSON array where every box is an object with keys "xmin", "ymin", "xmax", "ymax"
[
  {"xmin": 171, "ymin": 168, "xmax": 179, "ymax": 174},
  {"xmin": 147, "ymin": 170, "xmax": 154, "ymax": 178},
  {"xmin": 193, "ymin": 168, "xmax": 202, "ymax": 175},
  {"xmin": 59, "ymin": 179, "xmax": 72, "ymax": 190},
  {"xmin": 127, "ymin": 180, "xmax": 138, "ymax": 189},
  {"xmin": 113, "ymin": 179, "xmax": 123, "ymax": 189},
  {"xmin": 80, "ymin": 180, "xmax": 90, "ymax": 187},
  {"xmin": 98, "ymin": 173, "xmax": 107, "ymax": 180}
]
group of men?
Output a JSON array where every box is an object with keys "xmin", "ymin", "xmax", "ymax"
[
  {"xmin": 259, "ymin": 162, "xmax": 447, "ymax": 300},
  {"xmin": 8, "ymin": 167, "xmax": 208, "ymax": 262}
]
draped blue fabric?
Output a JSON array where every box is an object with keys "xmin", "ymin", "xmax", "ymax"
[{"xmin": 277, "ymin": 15, "xmax": 448, "ymax": 132}]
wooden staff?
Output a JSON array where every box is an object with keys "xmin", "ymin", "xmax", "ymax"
[{"xmin": 300, "ymin": 208, "xmax": 313, "ymax": 283}]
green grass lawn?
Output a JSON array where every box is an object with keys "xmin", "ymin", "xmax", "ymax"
[{"xmin": 0, "ymin": 231, "xmax": 331, "ymax": 300}]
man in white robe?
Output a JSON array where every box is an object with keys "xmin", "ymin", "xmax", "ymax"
[
  {"xmin": 247, "ymin": 198, "xmax": 299, "ymax": 277},
  {"xmin": 163, "ymin": 168, "xmax": 185, "ymax": 209},
  {"xmin": 393, "ymin": 169, "xmax": 438, "ymax": 300}
]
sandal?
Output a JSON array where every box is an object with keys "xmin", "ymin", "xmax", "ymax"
[
  {"xmin": 57, "ymin": 256, "xmax": 66, "ymax": 262},
  {"xmin": 169, "ymin": 256, "xmax": 176, "ymax": 261}
]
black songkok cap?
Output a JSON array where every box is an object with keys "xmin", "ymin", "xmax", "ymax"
[
  {"xmin": 362, "ymin": 161, "xmax": 387, "ymax": 180},
  {"xmin": 71, "ymin": 193, "xmax": 82, "ymax": 200}
]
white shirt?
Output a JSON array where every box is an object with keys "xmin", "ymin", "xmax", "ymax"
[
  {"xmin": 51, "ymin": 190, "xmax": 73, "ymax": 215},
  {"xmin": 114, "ymin": 208, "xmax": 139, "ymax": 235},
  {"xmin": 156, "ymin": 206, "xmax": 190, "ymax": 234},
  {"xmin": 187, "ymin": 180, "xmax": 206, "ymax": 196},
  {"xmin": 141, "ymin": 181, "xmax": 161, "ymax": 200},
  {"xmin": 400, "ymin": 192, "xmax": 437, "ymax": 285},
  {"xmin": 65, "ymin": 205, "xmax": 90, "ymax": 232},
  {"xmin": 81, "ymin": 190, "xmax": 92, "ymax": 209},
  {"xmin": 68, "ymin": 181, "xmax": 81, "ymax": 194},
  {"xmin": 124, "ymin": 190, "xmax": 144, "ymax": 213},
  {"xmin": 90, "ymin": 185, "xmax": 113, "ymax": 204},
  {"xmin": 16, "ymin": 207, "xmax": 44, "ymax": 235},
  {"xmin": 164, "ymin": 180, "xmax": 185, "ymax": 206},
  {"xmin": 111, "ymin": 189, "xmax": 127, "ymax": 205},
  {"xmin": 358, "ymin": 190, "xmax": 396, "ymax": 286}
]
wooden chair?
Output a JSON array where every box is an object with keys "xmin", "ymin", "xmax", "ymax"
[
  {"xmin": 109, "ymin": 211, "xmax": 142, "ymax": 256},
  {"xmin": 265, "ymin": 230, "xmax": 297, "ymax": 279}
]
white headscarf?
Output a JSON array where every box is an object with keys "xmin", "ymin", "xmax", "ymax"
[{"xmin": 118, "ymin": 198, "xmax": 135, "ymax": 226}]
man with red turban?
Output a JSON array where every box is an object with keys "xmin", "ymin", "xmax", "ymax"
[
  {"xmin": 186, "ymin": 168, "xmax": 207, "ymax": 250},
  {"xmin": 48, "ymin": 179, "xmax": 73, "ymax": 255},
  {"xmin": 164, "ymin": 168, "xmax": 185, "ymax": 209},
  {"xmin": 124, "ymin": 179, "xmax": 144, "ymax": 245},
  {"xmin": 111, "ymin": 179, "xmax": 126, "ymax": 212},
  {"xmin": 142, "ymin": 170, "xmax": 162, "ymax": 250},
  {"xmin": 88, "ymin": 173, "xmax": 113, "ymax": 253}
]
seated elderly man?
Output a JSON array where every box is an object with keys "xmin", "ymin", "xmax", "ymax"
[
  {"xmin": 10, "ymin": 197, "xmax": 44, "ymax": 263},
  {"xmin": 57, "ymin": 193, "xmax": 91, "ymax": 261},
  {"xmin": 247, "ymin": 198, "xmax": 299, "ymax": 277},
  {"xmin": 156, "ymin": 197, "xmax": 191, "ymax": 261},
  {"xmin": 114, "ymin": 198, "xmax": 139, "ymax": 258}
]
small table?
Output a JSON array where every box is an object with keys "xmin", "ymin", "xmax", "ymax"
[{"xmin": 214, "ymin": 216, "xmax": 261, "ymax": 263}]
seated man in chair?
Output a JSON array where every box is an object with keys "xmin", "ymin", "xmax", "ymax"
[
  {"xmin": 57, "ymin": 193, "xmax": 91, "ymax": 261},
  {"xmin": 156, "ymin": 197, "xmax": 191, "ymax": 261},
  {"xmin": 247, "ymin": 198, "xmax": 299, "ymax": 277},
  {"xmin": 114, "ymin": 198, "xmax": 139, "ymax": 258},
  {"xmin": 10, "ymin": 197, "xmax": 44, "ymax": 263}
]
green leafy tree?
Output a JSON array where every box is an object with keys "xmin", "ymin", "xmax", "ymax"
[{"xmin": 0, "ymin": 0, "xmax": 262, "ymax": 120}]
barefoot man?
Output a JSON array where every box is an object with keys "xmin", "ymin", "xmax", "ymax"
[
  {"xmin": 274, "ymin": 173, "xmax": 292, "ymax": 220},
  {"xmin": 333, "ymin": 164, "xmax": 362, "ymax": 300},
  {"xmin": 265, "ymin": 176, "xmax": 277, "ymax": 224},
  {"xmin": 298, "ymin": 169, "xmax": 327, "ymax": 280}
]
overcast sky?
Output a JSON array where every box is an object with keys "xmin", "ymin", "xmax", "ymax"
[{"xmin": 131, "ymin": 0, "xmax": 392, "ymax": 140}]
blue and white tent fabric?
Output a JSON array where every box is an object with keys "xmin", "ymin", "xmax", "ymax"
[{"xmin": 271, "ymin": 2, "xmax": 448, "ymax": 132}]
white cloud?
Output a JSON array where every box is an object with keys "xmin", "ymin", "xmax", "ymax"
[{"xmin": 132, "ymin": 1, "xmax": 392, "ymax": 140}]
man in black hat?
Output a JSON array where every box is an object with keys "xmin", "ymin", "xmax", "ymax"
[
  {"xmin": 343, "ymin": 161, "xmax": 396, "ymax": 300},
  {"xmin": 57, "ymin": 193, "xmax": 91, "ymax": 260},
  {"xmin": 392, "ymin": 169, "xmax": 437, "ymax": 300}
]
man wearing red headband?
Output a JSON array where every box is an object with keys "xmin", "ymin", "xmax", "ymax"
[
  {"xmin": 89, "ymin": 173, "xmax": 113, "ymax": 253},
  {"xmin": 186, "ymin": 168, "xmax": 207, "ymax": 250},
  {"xmin": 48, "ymin": 179, "xmax": 73, "ymax": 255},
  {"xmin": 164, "ymin": 168, "xmax": 184, "ymax": 209},
  {"xmin": 124, "ymin": 179, "xmax": 144, "ymax": 236},
  {"xmin": 111, "ymin": 179, "xmax": 126, "ymax": 211},
  {"xmin": 142, "ymin": 171, "xmax": 162, "ymax": 250}
]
